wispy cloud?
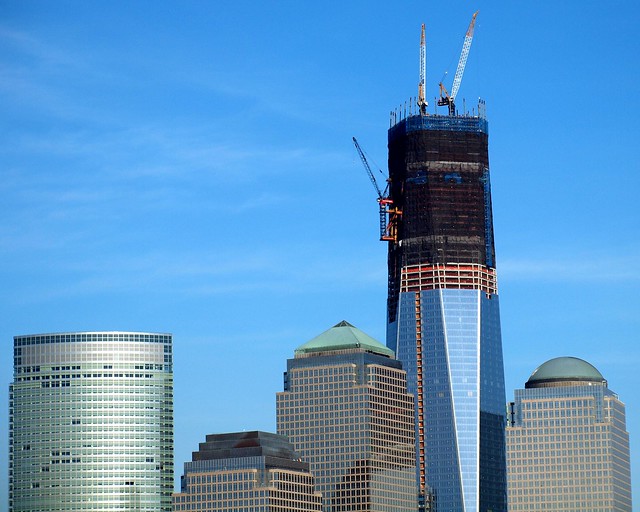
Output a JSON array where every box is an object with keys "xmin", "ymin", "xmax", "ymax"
[
  {"xmin": 499, "ymin": 254, "xmax": 640, "ymax": 283},
  {"xmin": 2, "ymin": 240, "xmax": 383, "ymax": 304},
  {"xmin": 0, "ymin": 26, "xmax": 106, "ymax": 121},
  {"xmin": 232, "ymin": 192, "xmax": 287, "ymax": 213},
  {"xmin": 4, "ymin": 121, "xmax": 347, "ymax": 179},
  {"xmin": 0, "ymin": 25, "xmax": 78, "ymax": 68},
  {"xmin": 0, "ymin": 23, "xmax": 332, "ymax": 134}
]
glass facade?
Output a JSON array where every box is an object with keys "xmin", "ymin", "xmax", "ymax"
[
  {"xmin": 386, "ymin": 112, "xmax": 507, "ymax": 512},
  {"xmin": 9, "ymin": 332, "xmax": 174, "ymax": 512},
  {"xmin": 395, "ymin": 289, "xmax": 505, "ymax": 512},
  {"xmin": 506, "ymin": 359, "xmax": 632, "ymax": 511},
  {"xmin": 173, "ymin": 431, "xmax": 322, "ymax": 512},
  {"xmin": 276, "ymin": 322, "xmax": 417, "ymax": 511}
]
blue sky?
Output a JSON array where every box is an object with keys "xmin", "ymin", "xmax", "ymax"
[{"xmin": 1, "ymin": 0, "xmax": 639, "ymax": 506}]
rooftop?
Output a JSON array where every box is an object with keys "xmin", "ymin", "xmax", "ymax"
[
  {"xmin": 526, "ymin": 356, "xmax": 606, "ymax": 388},
  {"xmin": 295, "ymin": 321, "xmax": 394, "ymax": 358},
  {"xmin": 194, "ymin": 431, "xmax": 300, "ymax": 463}
]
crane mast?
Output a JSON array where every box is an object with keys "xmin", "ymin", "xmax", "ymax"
[
  {"xmin": 418, "ymin": 23, "xmax": 427, "ymax": 115},
  {"xmin": 438, "ymin": 11, "xmax": 479, "ymax": 115}
]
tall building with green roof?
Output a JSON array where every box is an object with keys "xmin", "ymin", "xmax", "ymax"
[
  {"xmin": 506, "ymin": 357, "xmax": 632, "ymax": 511},
  {"xmin": 276, "ymin": 321, "xmax": 417, "ymax": 511}
]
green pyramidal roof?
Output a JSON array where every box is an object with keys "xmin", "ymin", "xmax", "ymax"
[{"xmin": 295, "ymin": 321, "xmax": 394, "ymax": 358}]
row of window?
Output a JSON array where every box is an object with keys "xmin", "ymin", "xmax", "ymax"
[{"xmin": 15, "ymin": 334, "xmax": 171, "ymax": 345}]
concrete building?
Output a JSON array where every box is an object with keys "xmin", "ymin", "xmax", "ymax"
[
  {"xmin": 276, "ymin": 320, "xmax": 417, "ymax": 511},
  {"xmin": 173, "ymin": 431, "xmax": 322, "ymax": 512},
  {"xmin": 9, "ymin": 332, "xmax": 174, "ymax": 512},
  {"xmin": 506, "ymin": 356, "xmax": 632, "ymax": 511},
  {"xmin": 385, "ymin": 81, "xmax": 506, "ymax": 512}
]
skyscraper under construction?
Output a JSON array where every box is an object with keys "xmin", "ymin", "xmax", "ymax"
[{"xmin": 384, "ymin": 16, "xmax": 507, "ymax": 512}]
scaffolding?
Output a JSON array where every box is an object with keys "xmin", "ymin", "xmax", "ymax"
[
  {"xmin": 390, "ymin": 100, "xmax": 488, "ymax": 132},
  {"xmin": 386, "ymin": 115, "xmax": 496, "ymax": 321},
  {"xmin": 400, "ymin": 263, "xmax": 497, "ymax": 295}
]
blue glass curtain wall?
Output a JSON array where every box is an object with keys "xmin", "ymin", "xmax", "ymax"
[{"xmin": 390, "ymin": 288, "xmax": 507, "ymax": 512}]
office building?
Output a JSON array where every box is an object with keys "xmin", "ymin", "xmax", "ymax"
[
  {"xmin": 276, "ymin": 320, "xmax": 417, "ymax": 511},
  {"xmin": 361, "ymin": 17, "xmax": 508, "ymax": 511},
  {"xmin": 173, "ymin": 431, "xmax": 322, "ymax": 512},
  {"xmin": 9, "ymin": 332, "xmax": 174, "ymax": 512},
  {"xmin": 506, "ymin": 356, "xmax": 632, "ymax": 511},
  {"xmin": 385, "ymin": 84, "xmax": 506, "ymax": 512}
]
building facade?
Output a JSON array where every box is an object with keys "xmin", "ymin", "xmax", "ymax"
[
  {"xmin": 276, "ymin": 320, "xmax": 417, "ymax": 512},
  {"xmin": 506, "ymin": 356, "xmax": 632, "ymax": 511},
  {"xmin": 173, "ymin": 431, "xmax": 322, "ymax": 512},
  {"xmin": 385, "ymin": 109, "xmax": 506, "ymax": 512},
  {"xmin": 9, "ymin": 332, "xmax": 174, "ymax": 512}
]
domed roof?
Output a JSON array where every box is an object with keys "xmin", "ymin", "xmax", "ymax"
[{"xmin": 526, "ymin": 357, "xmax": 605, "ymax": 388}]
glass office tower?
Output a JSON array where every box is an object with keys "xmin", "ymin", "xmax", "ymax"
[
  {"xmin": 277, "ymin": 321, "xmax": 417, "ymax": 512},
  {"xmin": 9, "ymin": 332, "xmax": 174, "ymax": 512},
  {"xmin": 507, "ymin": 357, "xmax": 632, "ymax": 511},
  {"xmin": 173, "ymin": 431, "xmax": 322, "ymax": 512},
  {"xmin": 386, "ymin": 110, "xmax": 506, "ymax": 512}
]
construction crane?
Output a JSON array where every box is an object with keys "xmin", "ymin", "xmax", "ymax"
[
  {"xmin": 352, "ymin": 137, "xmax": 400, "ymax": 242},
  {"xmin": 418, "ymin": 23, "xmax": 427, "ymax": 116},
  {"xmin": 438, "ymin": 11, "xmax": 479, "ymax": 115}
]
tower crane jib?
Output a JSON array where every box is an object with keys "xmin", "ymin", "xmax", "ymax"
[
  {"xmin": 451, "ymin": 11, "xmax": 478, "ymax": 101},
  {"xmin": 352, "ymin": 137, "xmax": 400, "ymax": 242},
  {"xmin": 352, "ymin": 137, "xmax": 384, "ymax": 199},
  {"xmin": 437, "ymin": 11, "xmax": 479, "ymax": 115}
]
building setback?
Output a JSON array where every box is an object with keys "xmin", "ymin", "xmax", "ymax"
[
  {"xmin": 276, "ymin": 320, "xmax": 417, "ymax": 512},
  {"xmin": 385, "ymin": 107, "xmax": 507, "ymax": 511},
  {"xmin": 506, "ymin": 356, "xmax": 632, "ymax": 511},
  {"xmin": 9, "ymin": 332, "xmax": 174, "ymax": 512},
  {"xmin": 173, "ymin": 431, "xmax": 322, "ymax": 512}
]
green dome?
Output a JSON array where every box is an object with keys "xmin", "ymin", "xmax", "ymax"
[
  {"xmin": 295, "ymin": 321, "xmax": 394, "ymax": 358},
  {"xmin": 526, "ymin": 357, "xmax": 605, "ymax": 388}
]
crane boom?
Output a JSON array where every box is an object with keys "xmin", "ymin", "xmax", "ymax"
[
  {"xmin": 450, "ymin": 11, "xmax": 478, "ymax": 101},
  {"xmin": 437, "ymin": 11, "xmax": 478, "ymax": 115},
  {"xmin": 352, "ymin": 137, "xmax": 384, "ymax": 199},
  {"xmin": 418, "ymin": 23, "xmax": 427, "ymax": 115},
  {"xmin": 352, "ymin": 137, "xmax": 400, "ymax": 242}
]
